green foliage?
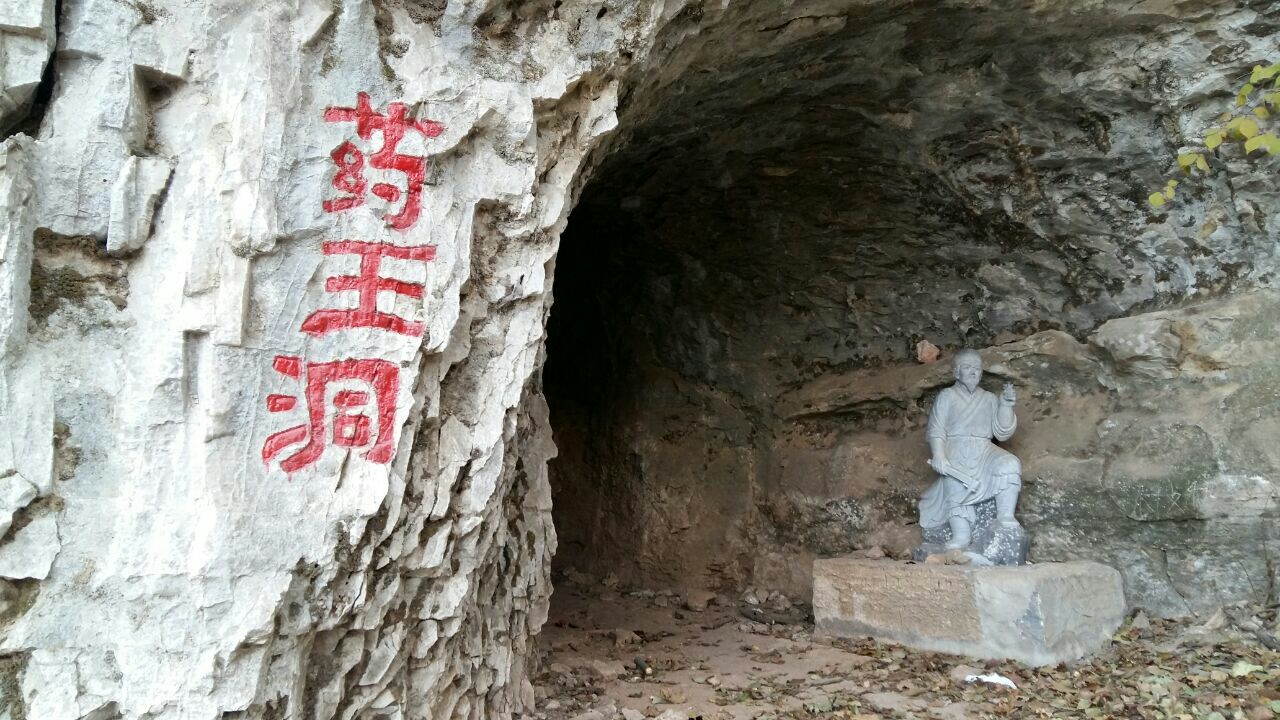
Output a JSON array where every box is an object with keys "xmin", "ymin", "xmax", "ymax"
[{"xmin": 1150, "ymin": 61, "xmax": 1280, "ymax": 209}]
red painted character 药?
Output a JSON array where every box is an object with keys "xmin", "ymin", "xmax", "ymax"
[
  {"xmin": 262, "ymin": 355, "xmax": 400, "ymax": 473},
  {"xmin": 322, "ymin": 92, "xmax": 445, "ymax": 231},
  {"xmin": 301, "ymin": 240, "xmax": 436, "ymax": 338}
]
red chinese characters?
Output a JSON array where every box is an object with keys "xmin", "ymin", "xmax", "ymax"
[
  {"xmin": 264, "ymin": 91, "xmax": 443, "ymax": 475},
  {"xmin": 322, "ymin": 92, "xmax": 445, "ymax": 231},
  {"xmin": 301, "ymin": 240, "xmax": 437, "ymax": 338},
  {"xmin": 262, "ymin": 355, "xmax": 400, "ymax": 474}
]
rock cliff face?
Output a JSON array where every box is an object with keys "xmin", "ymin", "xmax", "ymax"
[
  {"xmin": 1, "ymin": 1, "xmax": 629, "ymax": 717},
  {"xmin": 0, "ymin": 0, "xmax": 1276, "ymax": 718}
]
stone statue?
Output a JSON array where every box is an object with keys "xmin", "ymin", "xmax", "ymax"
[{"xmin": 917, "ymin": 349, "xmax": 1027, "ymax": 565}]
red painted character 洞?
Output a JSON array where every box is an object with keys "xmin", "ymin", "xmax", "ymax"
[
  {"xmin": 322, "ymin": 92, "xmax": 445, "ymax": 231},
  {"xmin": 300, "ymin": 240, "xmax": 436, "ymax": 337},
  {"xmin": 262, "ymin": 355, "xmax": 400, "ymax": 473}
]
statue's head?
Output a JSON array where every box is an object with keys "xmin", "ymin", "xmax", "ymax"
[{"xmin": 952, "ymin": 349, "xmax": 983, "ymax": 391}]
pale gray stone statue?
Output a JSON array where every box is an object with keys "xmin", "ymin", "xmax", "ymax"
[{"xmin": 918, "ymin": 350, "xmax": 1026, "ymax": 564}]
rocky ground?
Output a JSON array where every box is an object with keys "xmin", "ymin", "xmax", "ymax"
[{"xmin": 525, "ymin": 575, "xmax": 1280, "ymax": 720}]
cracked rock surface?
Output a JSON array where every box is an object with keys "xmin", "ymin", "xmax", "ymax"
[{"xmin": 0, "ymin": 1, "xmax": 1277, "ymax": 719}]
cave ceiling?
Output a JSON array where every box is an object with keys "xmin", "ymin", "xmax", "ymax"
[{"xmin": 561, "ymin": 0, "xmax": 1278, "ymax": 386}]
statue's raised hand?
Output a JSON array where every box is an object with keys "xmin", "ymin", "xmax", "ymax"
[{"xmin": 1000, "ymin": 382, "xmax": 1017, "ymax": 406}]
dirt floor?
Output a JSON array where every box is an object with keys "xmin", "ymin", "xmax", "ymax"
[{"xmin": 524, "ymin": 576, "xmax": 1280, "ymax": 720}]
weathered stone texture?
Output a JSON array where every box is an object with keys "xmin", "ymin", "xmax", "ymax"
[
  {"xmin": 0, "ymin": 1, "xmax": 642, "ymax": 718},
  {"xmin": 0, "ymin": 0, "xmax": 1277, "ymax": 718},
  {"xmin": 0, "ymin": 0, "xmax": 54, "ymax": 132},
  {"xmin": 814, "ymin": 558, "xmax": 1126, "ymax": 666}
]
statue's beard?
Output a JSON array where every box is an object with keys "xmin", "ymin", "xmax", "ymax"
[{"xmin": 960, "ymin": 378, "xmax": 980, "ymax": 392}]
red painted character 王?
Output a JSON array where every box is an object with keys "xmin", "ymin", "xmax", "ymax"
[{"xmin": 300, "ymin": 240, "xmax": 436, "ymax": 337}]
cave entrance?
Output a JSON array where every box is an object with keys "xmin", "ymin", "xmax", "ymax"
[
  {"xmin": 538, "ymin": 0, "xmax": 1158, "ymax": 642},
  {"xmin": 529, "ymin": 1, "xmax": 1280, "ymax": 716},
  {"xmin": 542, "ymin": 3, "xmax": 1022, "ymax": 609},
  {"xmin": 533, "ymin": 2, "xmax": 977, "ymax": 694}
]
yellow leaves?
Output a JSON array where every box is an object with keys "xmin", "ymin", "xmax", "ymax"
[
  {"xmin": 1238, "ymin": 64, "xmax": 1280, "ymax": 105},
  {"xmin": 1238, "ymin": 83, "xmax": 1255, "ymax": 107},
  {"xmin": 1227, "ymin": 116, "xmax": 1261, "ymax": 139},
  {"xmin": 1176, "ymin": 152, "xmax": 1209, "ymax": 173},
  {"xmin": 1237, "ymin": 65, "xmax": 1280, "ymax": 111},
  {"xmin": 1205, "ymin": 115, "xmax": 1263, "ymax": 148},
  {"xmin": 1149, "ymin": 59, "xmax": 1279, "ymax": 213},
  {"xmin": 1250, "ymin": 62, "xmax": 1280, "ymax": 85},
  {"xmin": 1243, "ymin": 132, "xmax": 1280, "ymax": 155},
  {"xmin": 1149, "ymin": 179, "xmax": 1179, "ymax": 208}
]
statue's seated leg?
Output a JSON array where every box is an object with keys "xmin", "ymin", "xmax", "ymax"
[
  {"xmin": 943, "ymin": 478, "xmax": 975, "ymax": 549},
  {"xmin": 945, "ymin": 515, "xmax": 971, "ymax": 550},
  {"xmin": 995, "ymin": 485, "xmax": 1020, "ymax": 527},
  {"xmin": 993, "ymin": 461, "xmax": 1022, "ymax": 528}
]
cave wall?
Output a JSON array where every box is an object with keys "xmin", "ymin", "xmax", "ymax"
[
  {"xmin": 546, "ymin": 0, "xmax": 1280, "ymax": 613},
  {"xmin": 775, "ymin": 308, "xmax": 1280, "ymax": 616}
]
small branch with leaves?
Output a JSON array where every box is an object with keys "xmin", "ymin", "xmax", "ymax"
[{"xmin": 1150, "ymin": 61, "xmax": 1280, "ymax": 208}]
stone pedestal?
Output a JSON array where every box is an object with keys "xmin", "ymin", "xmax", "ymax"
[{"xmin": 813, "ymin": 558, "xmax": 1126, "ymax": 666}]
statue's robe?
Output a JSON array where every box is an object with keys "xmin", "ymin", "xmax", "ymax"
[{"xmin": 919, "ymin": 383, "xmax": 1019, "ymax": 529}]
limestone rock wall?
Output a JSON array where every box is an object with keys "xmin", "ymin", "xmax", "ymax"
[
  {"xmin": 0, "ymin": 0, "xmax": 54, "ymax": 134},
  {"xmin": 0, "ymin": 0, "xmax": 653, "ymax": 718}
]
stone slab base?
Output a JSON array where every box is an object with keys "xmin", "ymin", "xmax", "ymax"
[{"xmin": 813, "ymin": 558, "xmax": 1126, "ymax": 666}]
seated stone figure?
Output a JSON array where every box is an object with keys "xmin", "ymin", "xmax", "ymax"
[{"xmin": 918, "ymin": 350, "xmax": 1023, "ymax": 559}]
